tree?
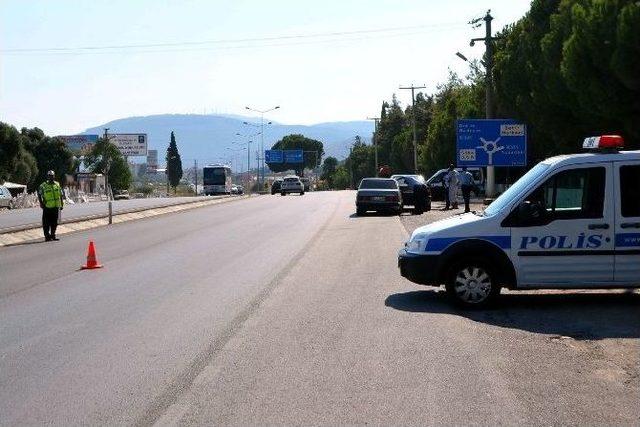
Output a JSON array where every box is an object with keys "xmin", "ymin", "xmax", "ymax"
[
  {"xmin": 30, "ymin": 137, "xmax": 75, "ymax": 190},
  {"xmin": 166, "ymin": 131, "xmax": 183, "ymax": 192},
  {"xmin": 268, "ymin": 134, "xmax": 324, "ymax": 176},
  {"xmin": 493, "ymin": 0, "xmax": 640, "ymax": 162},
  {"xmin": 344, "ymin": 136, "xmax": 375, "ymax": 186},
  {"xmin": 321, "ymin": 156, "xmax": 338, "ymax": 187},
  {"xmin": 84, "ymin": 138, "xmax": 132, "ymax": 192},
  {"xmin": 0, "ymin": 123, "xmax": 27, "ymax": 184},
  {"xmin": 332, "ymin": 166, "xmax": 350, "ymax": 190}
]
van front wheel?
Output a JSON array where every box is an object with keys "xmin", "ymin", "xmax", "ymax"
[{"xmin": 445, "ymin": 260, "xmax": 500, "ymax": 308}]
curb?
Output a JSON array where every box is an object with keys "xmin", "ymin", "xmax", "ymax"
[{"xmin": 0, "ymin": 195, "xmax": 252, "ymax": 248}]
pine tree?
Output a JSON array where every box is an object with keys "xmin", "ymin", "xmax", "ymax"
[{"xmin": 166, "ymin": 131, "xmax": 183, "ymax": 193}]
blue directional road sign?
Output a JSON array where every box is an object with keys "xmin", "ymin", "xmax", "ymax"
[
  {"xmin": 265, "ymin": 150, "xmax": 283, "ymax": 163},
  {"xmin": 456, "ymin": 119, "xmax": 527, "ymax": 167},
  {"xmin": 283, "ymin": 150, "xmax": 304, "ymax": 164}
]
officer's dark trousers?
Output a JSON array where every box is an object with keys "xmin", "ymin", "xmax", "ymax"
[
  {"xmin": 42, "ymin": 207, "xmax": 59, "ymax": 240},
  {"xmin": 444, "ymin": 186, "xmax": 450, "ymax": 209},
  {"xmin": 461, "ymin": 185, "xmax": 472, "ymax": 212}
]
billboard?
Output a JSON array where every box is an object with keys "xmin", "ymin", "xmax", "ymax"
[
  {"xmin": 108, "ymin": 133, "xmax": 148, "ymax": 156},
  {"xmin": 265, "ymin": 150, "xmax": 284, "ymax": 163},
  {"xmin": 57, "ymin": 134, "xmax": 99, "ymax": 155},
  {"xmin": 456, "ymin": 119, "xmax": 527, "ymax": 167},
  {"xmin": 283, "ymin": 150, "xmax": 304, "ymax": 164},
  {"xmin": 146, "ymin": 149, "xmax": 158, "ymax": 173}
]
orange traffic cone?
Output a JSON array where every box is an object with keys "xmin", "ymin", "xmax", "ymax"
[{"xmin": 81, "ymin": 241, "xmax": 103, "ymax": 270}]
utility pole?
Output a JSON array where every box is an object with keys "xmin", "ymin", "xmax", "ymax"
[
  {"xmin": 366, "ymin": 117, "xmax": 380, "ymax": 176},
  {"xmin": 103, "ymin": 128, "xmax": 111, "ymax": 200},
  {"xmin": 470, "ymin": 10, "xmax": 500, "ymax": 198},
  {"xmin": 399, "ymin": 84, "xmax": 426, "ymax": 173}
]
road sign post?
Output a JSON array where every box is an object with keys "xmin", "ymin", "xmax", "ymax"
[{"xmin": 456, "ymin": 119, "xmax": 527, "ymax": 195}]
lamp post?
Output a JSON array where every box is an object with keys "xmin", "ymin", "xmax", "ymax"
[
  {"xmin": 245, "ymin": 105, "xmax": 280, "ymax": 189},
  {"xmin": 235, "ymin": 131, "xmax": 261, "ymax": 193}
]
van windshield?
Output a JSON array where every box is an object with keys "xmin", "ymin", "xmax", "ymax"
[{"xmin": 483, "ymin": 162, "xmax": 551, "ymax": 216}]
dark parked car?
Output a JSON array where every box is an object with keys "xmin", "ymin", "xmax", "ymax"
[
  {"xmin": 391, "ymin": 175, "xmax": 431, "ymax": 214},
  {"xmin": 426, "ymin": 168, "xmax": 484, "ymax": 201},
  {"xmin": 271, "ymin": 178, "xmax": 283, "ymax": 195},
  {"xmin": 356, "ymin": 178, "xmax": 402, "ymax": 215}
]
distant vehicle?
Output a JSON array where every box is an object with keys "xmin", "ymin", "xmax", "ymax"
[
  {"xmin": 0, "ymin": 185, "xmax": 13, "ymax": 209},
  {"xmin": 356, "ymin": 178, "xmax": 401, "ymax": 215},
  {"xmin": 300, "ymin": 177, "xmax": 311, "ymax": 192},
  {"xmin": 426, "ymin": 167, "xmax": 484, "ymax": 201},
  {"xmin": 113, "ymin": 190, "xmax": 130, "ymax": 200},
  {"xmin": 271, "ymin": 178, "xmax": 283, "ymax": 195},
  {"xmin": 231, "ymin": 184, "xmax": 244, "ymax": 195},
  {"xmin": 392, "ymin": 175, "xmax": 431, "ymax": 214},
  {"xmin": 203, "ymin": 165, "xmax": 232, "ymax": 195},
  {"xmin": 280, "ymin": 175, "xmax": 305, "ymax": 195}
]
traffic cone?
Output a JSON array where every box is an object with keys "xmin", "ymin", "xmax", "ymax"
[{"xmin": 81, "ymin": 241, "xmax": 103, "ymax": 270}]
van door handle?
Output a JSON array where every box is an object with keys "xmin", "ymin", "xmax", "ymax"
[
  {"xmin": 621, "ymin": 222, "xmax": 640, "ymax": 229},
  {"xmin": 588, "ymin": 223, "xmax": 610, "ymax": 230}
]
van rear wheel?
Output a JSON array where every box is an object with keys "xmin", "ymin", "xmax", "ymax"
[{"xmin": 445, "ymin": 259, "xmax": 500, "ymax": 308}]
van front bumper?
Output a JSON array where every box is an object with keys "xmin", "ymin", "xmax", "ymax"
[{"xmin": 398, "ymin": 249, "xmax": 440, "ymax": 285}]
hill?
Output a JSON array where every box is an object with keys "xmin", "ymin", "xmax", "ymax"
[{"xmin": 83, "ymin": 114, "xmax": 372, "ymax": 167}]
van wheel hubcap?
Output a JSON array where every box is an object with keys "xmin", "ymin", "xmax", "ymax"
[{"xmin": 454, "ymin": 267, "xmax": 491, "ymax": 303}]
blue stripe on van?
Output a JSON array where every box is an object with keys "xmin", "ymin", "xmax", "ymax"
[
  {"xmin": 616, "ymin": 233, "xmax": 640, "ymax": 248},
  {"xmin": 425, "ymin": 236, "xmax": 511, "ymax": 252}
]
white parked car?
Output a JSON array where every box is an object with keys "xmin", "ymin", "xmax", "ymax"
[
  {"xmin": 399, "ymin": 135, "xmax": 640, "ymax": 307},
  {"xmin": 0, "ymin": 185, "xmax": 13, "ymax": 209},
  {"xmin": 280, "ymin": 175, "xmax": 305, "ymax": 196}
]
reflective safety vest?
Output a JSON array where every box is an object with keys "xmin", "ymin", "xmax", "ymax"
[{"xmin": 39, "ymin": 181, "xmax": 63, "ymax": 208}]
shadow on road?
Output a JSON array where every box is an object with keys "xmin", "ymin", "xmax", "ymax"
[
  {"xmin": 349, "ymin": 212, "xmax": 400, "ymax": 218},
  {"xmin": 385, "ymin": 289, "xmax": 640, "ymax": 340}
]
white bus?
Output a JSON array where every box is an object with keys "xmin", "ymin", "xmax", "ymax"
[{"xmin": 203, "ymin": 164, "xmax": 232, "ymax": 195}]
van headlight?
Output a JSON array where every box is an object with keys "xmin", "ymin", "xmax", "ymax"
[{"xmin": 405, "ymin": 235, "xmax": 427, "ymax": 253}]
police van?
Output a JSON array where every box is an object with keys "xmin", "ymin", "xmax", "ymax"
[{"xmin": 398, "ymin": 135, "xmax": 640, "ymax": 307}]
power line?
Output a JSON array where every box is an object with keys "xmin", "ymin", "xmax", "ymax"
[{"xmin": 1, "ymin": 22, "xmax": 466, "ymax": 55}]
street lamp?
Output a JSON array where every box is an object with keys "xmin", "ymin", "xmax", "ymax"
[
  {"xmin": 455, "ymin": 51, "xmax": 469, "ymax": 61},
  {"xmin": 245, "ymin": 105, "xmax": 280, "ymax": 189},
  {"xmin": 235, "ymin": 131, "xmax": 261, "ymax": 193}
]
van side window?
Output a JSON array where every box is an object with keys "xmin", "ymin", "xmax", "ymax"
[
  {"xmin": 526, "ymin": 167, "xmax": 606, "ymax": 220},
  {"xmin": 620, "ymin": 165, "xmax": 640, "ymax": 217}
]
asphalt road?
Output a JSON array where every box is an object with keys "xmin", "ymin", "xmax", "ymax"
[
  {"xmin": 0, "ymin": 196, "xmax": 216, "ymax": 231},
  {"xmin": 1, "ymin": 191, "xmax": 638, "ymax": 425}
]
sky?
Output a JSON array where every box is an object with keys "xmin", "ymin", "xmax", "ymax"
[{"xmin": 1, "ymin": 0, "xmax": 531, "ymax": 136}]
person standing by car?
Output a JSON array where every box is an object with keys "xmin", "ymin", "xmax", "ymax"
[
  {"xmin": 459, "ymin": 166, "xmax": 475, "ymax": 213},
  {"xmin": 445, "ymin": 164, "xmax": 459, "ymax": 209},
  {"xmin": 443, "ymin": 168, "xmax": 451, "ymax": 210},
  {"xmin": 37, "ymin": 170, "xmax": 64, "ymax": 241}
]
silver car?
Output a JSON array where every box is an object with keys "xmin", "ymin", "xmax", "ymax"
[
  {"xmin": 280, "ymin": 175, "xmax": 305, "ymax": 195},
  {"xmin": 356, "ymin": 178, "xmax": 402, "ymax": 215}
]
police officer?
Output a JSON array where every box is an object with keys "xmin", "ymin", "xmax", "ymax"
[
  {"xmin": 443, "ymin": 168, "xmax": 451, "ymax": 210},
  {"xmin": 445, "ymin": 164, "xmax": 459, "ymax": 209},
  {"xmin": 38, "ymin": 170, "xmax": 64, "ymax": 241},
  {"xmin": 459, "ymin": 166, "xmax": 475, "ymax": 213}
]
